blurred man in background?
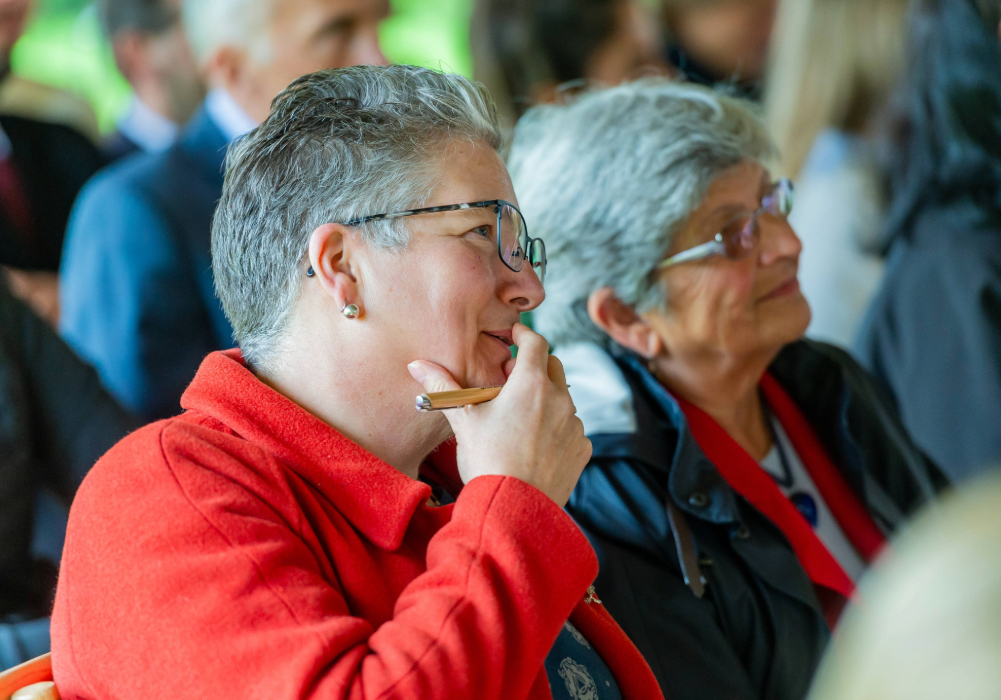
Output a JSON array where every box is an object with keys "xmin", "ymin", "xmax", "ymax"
[
  {"xmin": 59, "ymin": 0, "xmax": 388, "ymax": 421},
  {"xmin": 473, "ymin": 0, "xmax": 670, "ymax": 122},
  {"xmin": 662, "ymin": 0, "xmax": 777, "ymax": 98},
  {"xmin": 0, "ymin": 0, "xmax": 100, "ymax": 140},
  {"xmin": 97, "ymin": 0, "xmax": 206, "ymax": 162},
  {"xmin": 0, "ymin": 0, "xmax": 104, "ymax": 325}
]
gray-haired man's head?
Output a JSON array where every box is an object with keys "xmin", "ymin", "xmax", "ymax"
[
  {"xmin": 181, "ymin": 0, "xmax": 388, "ymax": 124},
  {"xmin": 213, "ymin": 65, "xmax": 502, "ymax": 373},
  {"xmin": 507, "ymin": 78, "xmax": 774, "ymax": 348}
]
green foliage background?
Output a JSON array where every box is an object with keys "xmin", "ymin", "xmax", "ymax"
[{"xmin": 11, "ymin": 0, "xmax": 475, "ymax": 133}]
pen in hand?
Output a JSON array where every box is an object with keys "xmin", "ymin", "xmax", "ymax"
[{"xmin": 415, "ymin": 386, "xmax": 503, "ymax": 412}]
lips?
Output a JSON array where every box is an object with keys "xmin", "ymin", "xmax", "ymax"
[
  {"xmin": 484, "ymin": 330, "xmax": 514, "ymax": 347},
  {"xmin": 760, "ymin": 277, "xmax": 801, "ymax": 302}
]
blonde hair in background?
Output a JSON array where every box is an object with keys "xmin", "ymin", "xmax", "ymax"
[
  {"xmin": 764, "ymin": 0, "xmax": 909, "ymax": 179},
  {"xmin": 808, "ymin": 473, "xmax": 1001, "ymax": 700}
]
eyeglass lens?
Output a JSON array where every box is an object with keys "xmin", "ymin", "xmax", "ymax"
[
  {"xmin": 498, "ymin": 204, "xmax": 546, "ymax": 284},
  {"xmin": 720, "ymin": 179, "xmax": 794, "ymax": 260}
]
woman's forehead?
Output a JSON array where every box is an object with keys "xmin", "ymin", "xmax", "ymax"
[{"xmin": 428, "ymin": 141, "xmax": 517, "ymax": 207}]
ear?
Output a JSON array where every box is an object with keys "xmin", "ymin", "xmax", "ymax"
[
  {"xmin": 587, "ymin": 287, "xmax": 664, "ymax": 359},
  {"xmin": 307, "ymin": 223, "xmax": 361, "ymax": 312},
  {"xmin": 202, "ymin": 44, "xmax": 245, "ymax": 92}
]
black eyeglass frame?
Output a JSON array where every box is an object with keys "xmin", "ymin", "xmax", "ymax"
[{"xmin": 341, "ymin": 199, "xmax": 546, "ymax": 283}]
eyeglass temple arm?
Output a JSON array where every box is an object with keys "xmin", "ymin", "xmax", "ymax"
[{"xmin": 658, "ymin": 236, "xmax": 726, "ymax": 269}]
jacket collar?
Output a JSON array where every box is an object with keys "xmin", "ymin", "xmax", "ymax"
[
  {"xmin": 564, "ymin": 340, "xmax": 933, "ymax": 533},
  {"xmin": 180, "ymin": 350, "xmax": 435, "ymax": 551},
  {"xmin": 564, "ymin": 342, "xmax": 740, "ymax": 525}
]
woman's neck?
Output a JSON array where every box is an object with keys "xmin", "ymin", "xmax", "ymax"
[
  {"xmin": 259, "ymin": 337, "xmax": 451, "ymax": 481},
  {"xmin": 651, "ymin": 348, "xmax": 775, "ymax": 461}
]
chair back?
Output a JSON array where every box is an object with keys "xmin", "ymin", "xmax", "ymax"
[{"xmin": 0, "ymin": 653, "xmax": 56, "ymax": 699}]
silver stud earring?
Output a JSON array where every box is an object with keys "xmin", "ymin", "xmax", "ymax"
[{"xmin": 342, "ymin": 303, "xmax": 361, "ymax": 319}]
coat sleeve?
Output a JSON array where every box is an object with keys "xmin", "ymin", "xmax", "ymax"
[
  {"xmin": 52, "ymin": 427, "xmax": 599, "ymax": 700},
  {"xmin": 58, "ymin": 170, "xmax": 220, "ymax": 421}
]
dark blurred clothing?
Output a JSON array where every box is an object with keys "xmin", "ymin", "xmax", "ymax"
[
  {"xmin": 564, "ymin": 340, "xmax": 944, "ymax": 700},
  {"xmin": 0, "ymin": 116, "xmax": 103, "ymax": 271},
  {"xmin": 0, "ymin": 280, "xmax": 134, "ymax": 666},
  {"xmin": 666, "ymin": 45, "xmax": 760, "ymax": 100},
  {"xmin": 59, "ymin": 102, "xmax": 235, "ymax": 421},
  {"xmin": 856, "ymin": 0, "xmax": 1001, "ymax": 482}
]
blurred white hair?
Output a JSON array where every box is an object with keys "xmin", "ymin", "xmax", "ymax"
[
  {"xmin": 507, "ymin": 78, "xmax": 775, "ymax": 348},
  {"xmin": 181, "ymin": 0, "xmax": 276, "ymax": 65}
]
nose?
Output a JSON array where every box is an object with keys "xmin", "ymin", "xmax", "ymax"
[
  {"xmin": 757, "ymin": 215, "xmax": 802, "ymax": 267},
  {"xmin": 499, "ymin": 259, "xmax": 546, "ymax": 312}
]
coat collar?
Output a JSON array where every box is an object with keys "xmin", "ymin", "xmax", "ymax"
[
  {"xmin": 180, "ymin": 350, "xmax": 436, "ymax": 552},
  {"xmin": 564, "ymin": 342, "xmax": 740, "ymax": 525},
  {"xmin": 176, "ymin": 102, "xmax": 230, "ymax": 192}
]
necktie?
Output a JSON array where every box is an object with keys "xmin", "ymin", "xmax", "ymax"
[{"xmin": 0, "ymin": 154, "xmax": 36, "ymax": 244}]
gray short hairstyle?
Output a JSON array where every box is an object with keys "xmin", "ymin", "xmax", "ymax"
[
  {"xmin": 212, "ymin": 65, "xmax": 502, "ymax": 373},
  {"xmin": 181, "ymin": 0, "xmax": 274, "ymax": 65},
  {"xmin": 507, "ymin": 78, "xmax": 774, "ymax": 348}
]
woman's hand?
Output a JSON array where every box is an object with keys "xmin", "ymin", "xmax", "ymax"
[{"xmin": 408, "ymin": 323, "xmax": 592, "ymax": 507}]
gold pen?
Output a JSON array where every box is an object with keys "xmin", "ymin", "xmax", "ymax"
[{"xmin": 415, "ymin": 386, "xmax": 503, "ymax": 412}]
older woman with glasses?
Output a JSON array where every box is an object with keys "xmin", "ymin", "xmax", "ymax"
[
  {"xmin": 508, "ymin": 79, "xmax": 946, "ymax": 700},
  {"xmin": 49, "ymin": 66, "xmax": 663, "ymax": 700}
]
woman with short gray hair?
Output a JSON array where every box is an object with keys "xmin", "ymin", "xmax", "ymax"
[
  {"xmin": 508, "ymin": 79, "xmax": 945, "ymax": 700},
  {"xmin": 49, "ymin": 65, "xmax": 663, "ymax": 700}
]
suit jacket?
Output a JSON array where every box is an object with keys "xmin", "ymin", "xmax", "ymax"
[
  {"xmin": 0, "ymin": 115, "xmax": 103, "ymax": 271},
  {"xmin": 59, "ymin": 104, "xmax": 234, "ymax": 421},
  {"xmin": 51, "ymin": 349, "xmax": 663, "ymax": 700}
]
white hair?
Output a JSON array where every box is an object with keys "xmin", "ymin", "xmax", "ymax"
[
  {"xmin": 181, "ymin": 0, "xmax": 275, "ymax": 65},
  {"xmin": 212, "ymin": 65, "xmax": 503, "ymax": 374},
  {"xmin": 507, "ymin": 78, "xmax": 775, "ymax": 348}
]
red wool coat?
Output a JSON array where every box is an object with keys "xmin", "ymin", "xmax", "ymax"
[{"xmin": 51, "ymin": 350, "xmax": 663, "ymax": 700}]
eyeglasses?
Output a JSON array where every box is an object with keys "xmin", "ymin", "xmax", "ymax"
[
  {"xmin": 342, "ymin": 199, "xmax": 546, "ymax": 285},
  {"xmin": 658, "ymin": 179, "xmax": 794, "ymax": 269}
]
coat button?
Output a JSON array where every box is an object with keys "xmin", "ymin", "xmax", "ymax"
[
  {"xmin": 734, "ymin": 524, "xmax": 751, "ymax": 540},
  {"xmin": 688, "ymin": 492, "xmax": 709, "ymax": 508}
]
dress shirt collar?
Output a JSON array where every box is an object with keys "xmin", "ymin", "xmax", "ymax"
[
  {"xmin": 204, "ymin": 88, "xmax": 258, "ymax": 143},
  {"xmin": 116, "ymin": 97, "xmax": 180, "ymax": 153}
]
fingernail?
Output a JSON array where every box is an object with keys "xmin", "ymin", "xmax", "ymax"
[{"xmin": 407, "ymin": 362, "xmax": 427, "ymax": 383}]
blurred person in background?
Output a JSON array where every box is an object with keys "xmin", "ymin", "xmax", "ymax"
[
  {"xmin": 661, "ymin": 0, "xmax": 777, "ymax": 99},
  {"xmin": 97, "ymin": 0, "xmax": 206, "ymax": 162},
  {"xmin": 0, "ymin": 277, "xmax": 134, "ymax": 669},
  {"xmin": 0, "ymin": 1, "xmax": 105, "ymax": 325},
  {"xmin": 0, "ymin": 0, "xmax": 100, "ymax": 141},
  {"xmin": 808, "ymin": 473, "xmax": 1001, "ymax": 700},
  {"xmin": 764, "ymin": 0, "xmax": 909, "ymax": 348},
  {"xmin": 472, "ymin": 0, "xmax": 669, "ymax": 123},
  {"xmin": 856, "ymin": 0, "xmax": 1001, "ymax": 484},
  {"xmin": 59, "ymin": 0, "xmax": 388, "ymax": 422},
  {"xmin": 50, "ymin": 65, "xmax": 664, "ymax": 700},
  {"xmin": 508, "ymin": 78, "xmax": 944, "ymax": 700}
]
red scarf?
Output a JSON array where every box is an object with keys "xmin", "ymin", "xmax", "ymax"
[{"xmin": 674, "ymin": 373, "xmax": 886, "ymax": 623}]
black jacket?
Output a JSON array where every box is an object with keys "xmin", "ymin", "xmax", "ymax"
[
  {"xmin": 562, "ymin": 340, "xmax": 945, "ymax": 700},
  {"xmin": 0, "ymin": 115, "xmax": 104, "ymax": 271},
  {"xmin": 0, "ymin": 281, "xmax": 135, "ymax": 619},
  {"xmin": 855, "ymin": 0, "xmax": 1001, "ymax": 483}
]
